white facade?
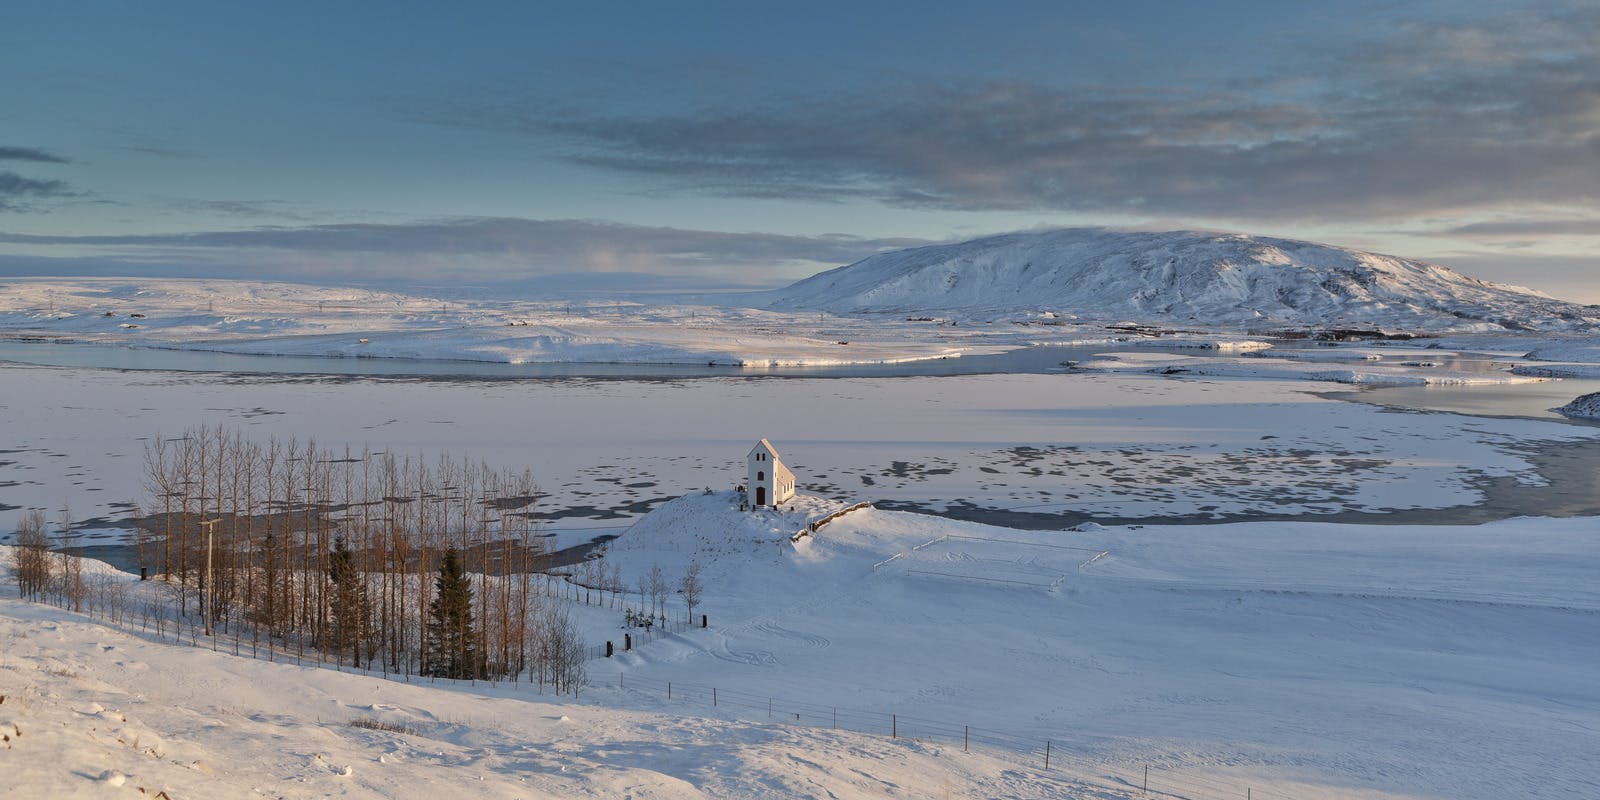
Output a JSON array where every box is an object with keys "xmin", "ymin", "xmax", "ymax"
[{"xmin": 746, "ymin": 438, "xmax": 795, "ymax": 509}]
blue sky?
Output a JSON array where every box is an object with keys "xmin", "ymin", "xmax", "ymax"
[{"xmin": 3, "ymin": 1, "xmax": 1597, "ymax": 298}]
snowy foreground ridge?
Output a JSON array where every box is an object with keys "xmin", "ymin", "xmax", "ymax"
[
  {"xmin": 769, "ymin": 228, "xmax": 1599, "ymax": 331},
  {"xmin": 5, "ymin": 495, "xmax": 1600, "ymax": 799}
]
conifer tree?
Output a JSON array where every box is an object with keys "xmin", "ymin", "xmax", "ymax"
[
  {"xmin": 329, "ymin": 535, "xmax": 370, "ymax": 667},
  {"xmin": 425, "ymin": 547, "xmax": 480, "ymax": 679}
]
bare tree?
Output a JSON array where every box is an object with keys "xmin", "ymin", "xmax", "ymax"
[
  {"xmin": 534, "ymin": 604, "xmax": 586, "ymax": 695},
  {"xmin": 11, "ymin": 510, "xmax": 51, "ymax": 600},
  {"xmin": 57, "ymin": 505, "xmax": 84, "ymax": 612},
  {"xmin": 680, "ymin": 560, "xmax": 703, "ymax": 624},
  {"xmin": 647, "ymin": 564, "xmax": 667, "ymax": 623}
]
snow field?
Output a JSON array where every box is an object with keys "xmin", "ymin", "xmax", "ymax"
[
  {"xmin": 0, "ymin": 603, "xmax": 1084, "ymax": 799},
  {"xmin": 589, "ymin": 494, "xmax": 1600, "ymax": 800},
  {"xmin": 18, "ymin": 497, "xmax": 1592, "ymax": 799}
]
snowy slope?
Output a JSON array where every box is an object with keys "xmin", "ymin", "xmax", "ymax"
[
  {"xmin": 594, "ymin": 496, "xmax": 1600, "ymax": 800},
  {"xmin": 768, "ymin": 228, "xmax": 1599, "ymax": 331},
  {"xmin": 0, "ymin": 560, "xmax": 1059, "ymax": 799},
  {"xmin": 11, "ymin": 500, "xmax": 1599, "ymax": 800}
]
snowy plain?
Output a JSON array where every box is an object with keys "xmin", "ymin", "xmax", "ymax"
[{"xmin": 4, "ymin": 274, "xmax": 1600, "ymax": 798}]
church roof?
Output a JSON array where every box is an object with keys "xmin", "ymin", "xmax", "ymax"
[{"xmin": 748, "ymin": 438, "xmax": 781, "ymax": 459}]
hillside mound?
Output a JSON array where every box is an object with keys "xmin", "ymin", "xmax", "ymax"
[
  {"xmin": 1554, "ymin": 391, "xmax": 1600, "ymax": 420},
  {"xmin": 768, "ymin": 228, "xmax": 1597, "ymax": 332},
  {"xmin": 600, "ymin": 491, "xmax": 855, "ymax": 582}
]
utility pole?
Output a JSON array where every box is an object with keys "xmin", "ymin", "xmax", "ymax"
[{"xmin": 201, "ymin": 518, "xmax": 221, "ymax": 636}]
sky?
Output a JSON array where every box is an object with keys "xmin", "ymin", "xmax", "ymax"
[{"xmin": 2, "ymin": 0, "xmax": 1597, "ymax": 299}]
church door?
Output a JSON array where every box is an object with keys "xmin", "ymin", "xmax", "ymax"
[{"xmin": 756, "ymin": 487, "xmax": 766, "ymax": 506}]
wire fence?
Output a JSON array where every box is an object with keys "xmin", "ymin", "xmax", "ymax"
[
  {"xmin": 600, "ymin": 671, "xmax": 1305, "ymax": 800},
  {"xmin": 584, "ymin": 615, "xmax": 699, "ymax": 661}
]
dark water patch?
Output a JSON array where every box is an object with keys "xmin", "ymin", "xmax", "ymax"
[
  {"xmin": 874, "ymin": 435, "xmax": 1600, "ymax": 529},
  {"xmin": 487, "ymin": 493, "xmax": 540, "ymax": 511},
  {"xmin": 537, "ymin": 495, "xmax": 677, "ymax": 521}
]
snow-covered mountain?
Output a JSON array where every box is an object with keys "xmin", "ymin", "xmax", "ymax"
[{"xmin": 767, "ymin": 228, "xmax": 1599, "ymax": 331}]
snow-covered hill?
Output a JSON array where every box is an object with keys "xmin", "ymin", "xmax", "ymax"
[
  {"xmin": 768, "ymin": 228, "xmax": 1599, "ymax": 332},
  {"xmin": 1554, "ymin": 391, "xmax": 1600, "ymax": 420}
]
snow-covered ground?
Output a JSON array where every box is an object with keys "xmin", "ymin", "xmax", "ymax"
[
  {"xmin": 0, "ymin": 554, "xmax": 1065, "ymax": 799},
  {"xmin": 0, "ymin": 277, "xmax": 1009, "ymax": 367},
  {"xmin": 1068, "ymin": 349, "xmax": 1545, "ymax": 386},
  {"xmin": 4, "ymin": 498, "xmax": 1596, "ymax": 799},
  {"xmin": 599, "ymin": 493, "xmax": 1600, "ymax": 800}
]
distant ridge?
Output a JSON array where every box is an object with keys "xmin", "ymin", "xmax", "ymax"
[{"xmin": 767, "ymin": 228, "xmax": 1598, "ymax": 332}]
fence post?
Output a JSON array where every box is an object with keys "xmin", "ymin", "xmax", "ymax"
[
  {"xmin": 964, "ymin": 725, "xmax": 968, "ymax": 752},
  {"xmin": 1044, "ymin": 740, "xmax": 1050, "ymax": 770},
  {"xmin": 832, "ymin": 707, "xmax": 836, "ymax": 729},
  {"xmin": 667, "ymin": 681, "xmax": 671, "ymax": 699},
  {"xmin": 892, "ymin": 714, "xmax": 896, "ymax": 739},
  {"xmin": 1143, "ymin": 765, "xmax": 1148, "ymax": 795},
  {"xmin": 619, "ymin": 671, "xmax": 624, "ymax": 689},
  {"xmin": 768, "ymin": 698, "xmax": 772, "ymax": 719},
  {"xmin": 713, "ymin": 687, "xmax": 717, "ymax": 707}
]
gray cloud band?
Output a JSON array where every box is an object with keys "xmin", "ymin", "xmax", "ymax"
[
  {"xmin": 0, "ymin": 218, "xmax": 932, "ymax": 273},
  {"xmin": 472, "ymin": 7, "xmax": 1600, "ymax": 223}
]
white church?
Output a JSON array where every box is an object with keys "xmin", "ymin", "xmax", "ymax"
[{"xmin": 746, "ymin": 438, "xmax": 795, "ymax": 509}]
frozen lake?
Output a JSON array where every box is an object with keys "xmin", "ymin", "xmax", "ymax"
[
  {"xmin": 0, "ymin": 336, "xmax": 1239, "ymax": 378},
  {"xmin": 1340, "ymin": 378, "xmax": 1600, "ymax": 423},
  {"xmin": 6, "ymin": 352, "xmax": 1600, "ymax": 554}
]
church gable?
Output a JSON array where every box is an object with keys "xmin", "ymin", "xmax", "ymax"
[{"xmin": 745, "ymin": 438, "xmax": 796, "ymax": 509}]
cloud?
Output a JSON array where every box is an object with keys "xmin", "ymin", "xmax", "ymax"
[
  {"xmin": 159, "ymin": 198, "xmax": 318, "ymax": 221},
  {"xmin": 441, "ymin": 3, "xmax": 1600, "ymax": 226},
  {"xmin": 0, "ymin": 146, "xmax": 70, "ymax": 164},
  {"xmin": 0, "ymin": 217, "xmax": 934, "ymax": 281},
  {"xmin": 1439, "ymin": 219, "xmax": 1600, "ymax": 238},
  {"xmin": 0, "ymin": 171, "xmax": 77, "ymax": 211},
  {"xmin": 1432, "ymin": 251, "xmax": 1600, "ymax": 303}
]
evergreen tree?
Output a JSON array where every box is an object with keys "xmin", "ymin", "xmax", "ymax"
[
  {"xmin": 329, "ymin": 535, "xmax": 370, "ymax": 667},
  {"xmin": 425, "ymin": 548, "xmax": 481, "ymax": 679}
]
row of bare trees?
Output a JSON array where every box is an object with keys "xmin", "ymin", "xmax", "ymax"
[
  {"xmin": 139, "ymin": 424, "xmax": 586, "ymax": 692},
  {"xmin": 9, "ymin": 506, "xmax": 139, "ymax": 631},
  {"xmin": 9, "ymin": 507, "xmax": 87, "ymax": 609}
]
